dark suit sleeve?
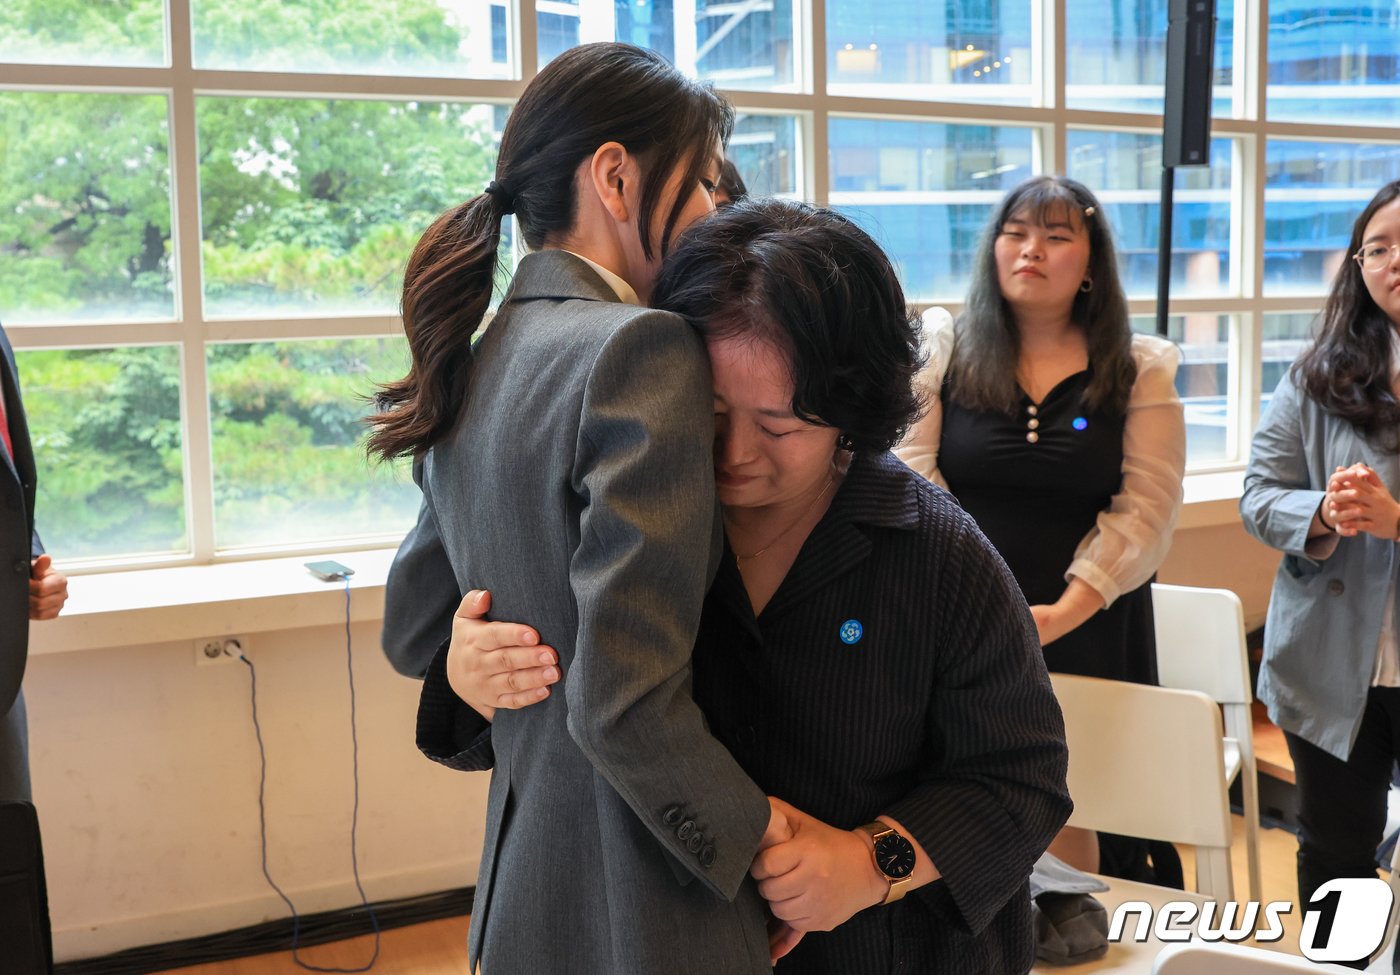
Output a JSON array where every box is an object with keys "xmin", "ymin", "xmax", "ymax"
[
  {"xmin": 387, "ymin": 455, "xmax": 500, "ymax": 769},
  {"xmin": 566, "ymin": 310, "xmax": 769, "ymax": 902},
  {"xmin": 0, "ymin": 325, "xmax": 39, "ymax": 563},
  {"xmin": 382, "ymin": 457, "xmax": 460, "ymax": 678},
  {"xmin": 885, "ymin": 506, "xmax": 1072, "ymax": 935},
  {"xmin": 417, "ymin": 637, "xmax": 495, "ymax": 771}
]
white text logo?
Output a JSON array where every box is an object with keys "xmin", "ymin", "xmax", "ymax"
[{"xmin": 1107, "ymin": 878, "xmax": 1394, "ymax": 964}]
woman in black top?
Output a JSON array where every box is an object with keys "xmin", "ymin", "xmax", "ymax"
[{"xmin": 895, "ymin": 175, "xmax": 1186, "ymax": 878}]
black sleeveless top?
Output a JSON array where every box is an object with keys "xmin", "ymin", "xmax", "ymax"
[{"xmin": 939, "ymin": 371, "xmax": 1157, "ymax": 684}]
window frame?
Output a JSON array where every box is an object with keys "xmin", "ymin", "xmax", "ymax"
[{"xmin": 1, "ymin": 0, "xmax": 1392, "ymax": 571}]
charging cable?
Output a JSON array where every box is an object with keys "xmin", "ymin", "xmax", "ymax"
[{"xmin": 234, "ymin": 576, "xmax": 381, "ymax": 972}]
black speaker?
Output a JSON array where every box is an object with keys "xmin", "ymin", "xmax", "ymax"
[{"xmin": 1163, "ymin": 0, "xmax": 1217, "ymax": 168}]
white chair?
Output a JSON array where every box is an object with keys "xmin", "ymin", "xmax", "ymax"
[
  {"xmin": 1052, "ymin": 673, "xmax": 1234, "ymax": 899},
  {"xmin": 1152, "ymin": 583, "xmax": 1262, "ymax": 903},
  {"xmin": 1154, "ymin": 942, "xmax": 1359, "ymax": 973}
]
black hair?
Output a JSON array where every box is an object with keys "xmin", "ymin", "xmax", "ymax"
[
  {"xmin": 950, "ymin": 174, "xmax": 1136, "ymax": 418},
  {"xmin": 651, "ymin": 198, "xmax": 924, "ymax": 453},
  {"xmin": 368, "ymin": 42, "xmax": 734, "ymax": 460},
  {"xmin": 1292, "ymin": 179, "xmax": 1400, "ymax": 452},
  {"xmin": 716, "ymin": 157, "xmax": 747, "ymax": 205}
]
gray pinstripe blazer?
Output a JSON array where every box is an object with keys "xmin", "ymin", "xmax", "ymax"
[{"xmin": 383, "ymin": 250, "xmax": 772, "ymax": 974}]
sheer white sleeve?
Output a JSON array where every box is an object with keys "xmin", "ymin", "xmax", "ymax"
[
  {"xmin": 894, "ymin": 307, "xmax": 956, "ymax": 490},
  {"xmin": 1066, "ymin": 334, "xmax": 1186, "ymax": 607}
]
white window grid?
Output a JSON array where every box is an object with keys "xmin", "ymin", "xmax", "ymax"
[{"xmin": 0, "ymin": 0, "xmax": 1389, "ymax": 569}]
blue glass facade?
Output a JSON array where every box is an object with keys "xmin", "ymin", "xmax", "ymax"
[
  {"xmin": 826, "ymin": 0, "xmax": 1031, "ymax": 93},
  {"xmin": 1268, "ymin": 0, "xmax": 1400, "ymax": 121}
]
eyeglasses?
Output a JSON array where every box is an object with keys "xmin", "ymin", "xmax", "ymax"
[{"xmin": 1353, "ymin": 243, "xmax": 1400, "ymax": 272}]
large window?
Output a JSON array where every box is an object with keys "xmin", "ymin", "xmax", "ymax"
[
  {"xmin": 826, "ymin": 0, "xmax": 1034, "ymax": 104},
  {"xmin": 829, "ymin": 118, "xmax": 1035, "ymax": 300},
  {"xmin": 1, "ymin": 0, "xmax": 1386, "ymax": 567}
]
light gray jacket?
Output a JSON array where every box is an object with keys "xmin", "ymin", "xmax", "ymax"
[
  {"xmin": 1241, "ymin": 370, "xmax": 1399, "ymax": 761},
  {"xmin": 383, "ymin": 250, "xmax": 772, "ymax": 974}
]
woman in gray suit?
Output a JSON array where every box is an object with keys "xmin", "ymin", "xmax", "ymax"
[
  {"xmin": 428, "ymin": 200, "xmax": 1072, "ymax": 974},
  {"xmin": 371, "ymin": 43, "xmax": 786, "ymax": 975},
  {"xmin": 1243, "ymin": 179, "xmax": 1400, "ymax": 950}
]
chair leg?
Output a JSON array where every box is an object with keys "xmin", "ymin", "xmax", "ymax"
[
  {"xmin": 1195, "ymin": 846, "xmax": 1234, "ymax": 901},
  {"xmin": 1240, "ymin": 747, "xmax": 1263, "ymax": 903}
]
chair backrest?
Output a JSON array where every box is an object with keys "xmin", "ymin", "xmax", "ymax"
[
  {"xmin": 1052, "ymin": 673, "xmax": 1231, "ymax": 850},
  {"xmin": 1154, "ymin": 942, "xmax": 1359, "ymax": 973},
  {"xmin": 1152, "ymin": 583, "xmax": 1252, "ymax": 707}
]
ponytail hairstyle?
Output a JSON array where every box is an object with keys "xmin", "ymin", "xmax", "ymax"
[
  {"xmin": 367, "ymin": 42, "xmax": 734, "ymax": 460},
  {"xmin": 1292, "ymin": 179, "xmax": 1400, "ymax": 452},
  {"xmin": 950, "ymin": 174, "xmax": 1136, "ymax": 418}
]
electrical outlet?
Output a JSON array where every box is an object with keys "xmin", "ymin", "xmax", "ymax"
[{"xmin": 194, "ymin": 636, "xmax": 246, "ymax": 666}]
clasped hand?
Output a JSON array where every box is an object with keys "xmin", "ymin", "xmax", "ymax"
[
  {"xmin": 444, "ymin": 593, "xmax": 887, "ymax": 964},
  {"xmin": 752, "ymin": 796, "xmax": 886, "ymax": 961},
  {"xmin": 1325, "ymin": 463, "xmax": 1400, "ymax": 541}
]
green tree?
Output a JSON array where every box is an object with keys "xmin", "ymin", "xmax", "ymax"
[
  {"xmin": 0, "ymin": 0, "xmax": 165, "ymax": 67},
  {"xmin": 1, "ymin": 0, "xmax": 499, "ymax": 321},
  {"xmin": 197, "ymin": 96, "xmax": 500, "ymax": 313},
  {"xmin": 0, "ymin": 92, "xmax": 171, "ymax": 319},
  {"xmin": 22, "ymin": 347, "xmax": 186, "ymax": 557},
  {"xmin": 3, "ymin": 1, "xmax": 497, "ymax": 557}
]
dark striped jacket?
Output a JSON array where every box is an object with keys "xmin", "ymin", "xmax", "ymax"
[
  {"xmin": 693, "ymin": 450, "xmax": 1071, "ymax": 975},
  {"xmin": 417, "ymin": 450, "xmax": 1071, "ymax": 974}
]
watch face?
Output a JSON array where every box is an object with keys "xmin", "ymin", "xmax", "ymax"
[{"xmin": 874, "ymin": 833, "xmax": 917, "ymax": 879}]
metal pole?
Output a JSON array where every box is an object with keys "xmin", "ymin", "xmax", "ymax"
[{"xmin": 1156, "ymin": 165, "xmax": 1175, "ymax": 338}]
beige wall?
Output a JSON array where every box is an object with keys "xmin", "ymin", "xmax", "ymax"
[
  {"xmin": 1159, "ymin": 521, "xmax": 1282, "ymax": 631},
  {"xmin": 28, "ymin": 621, "xmax": 487, "ymax": 962},
  {"xmin": 29, "ymin": 520, "xmax": 1282, "ymax": 962}
]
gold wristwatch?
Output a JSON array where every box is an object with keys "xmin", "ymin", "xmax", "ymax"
[{"xmin": 857, "ymin": 821, "xmax": 916, "ymax": 904}]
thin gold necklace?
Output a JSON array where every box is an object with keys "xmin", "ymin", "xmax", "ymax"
[{"xmin": 732, "ymin": 472, "xmax": 837, "ymax": 562}]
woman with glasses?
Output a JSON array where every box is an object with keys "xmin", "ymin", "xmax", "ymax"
[{"xmin": 1243, "ymin": 180, "xmax": 1400, "ymax": 960}]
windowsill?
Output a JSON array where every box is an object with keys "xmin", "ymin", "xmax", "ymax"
[
  {"xmin": 28, "ymin": 549, "xmax": 398, "ymax": 657},
  {"xmin": 29, "ymin": 471, "xmax": 1250, "ymax": 657},
  {"xmin": 1178, "ymin": 468, "xmax": 1246, "ymax": 530}
]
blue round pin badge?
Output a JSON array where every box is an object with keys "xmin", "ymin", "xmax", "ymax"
[
  {"xmin": 1072, "ymin": 416, "xmax": 1089, "ymax": 431},
  {"xmin": 839, "ymin": 619, "xmax": 863, "ymax": 645}
]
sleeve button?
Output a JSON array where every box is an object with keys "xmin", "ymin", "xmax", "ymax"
[
  {"xmin": 677, "ymin": 819, "xmax": 696, "ymax": 842},
  {"xmin": 699, "ymin": 844, "xmax": 717, "ymax": 869},
  {"xmin": 662, "ymin": 804, "xmax": 685, "ymax": 827},
  {"xmin": 686, "ymin": 830, "xmax": 705, "ymax": 854}
]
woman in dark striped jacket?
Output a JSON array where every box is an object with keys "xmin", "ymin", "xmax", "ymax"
[{"xmin": 409, "ymin": 199, "xmax": 1072, "ymax": 974}]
